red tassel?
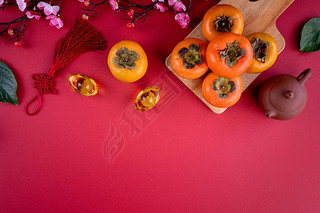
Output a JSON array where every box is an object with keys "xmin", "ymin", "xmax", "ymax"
[{"xmin": 26, "ymin": 18, "xmax": 106, "ymax": 116}]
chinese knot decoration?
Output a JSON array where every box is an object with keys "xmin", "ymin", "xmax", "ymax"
[
  {"xmin": 32, "ymin": 73, "xmax": 56, "ymax": 95},
  {"xmin": 25, "ymin": 18, "xmax": 107, "ymax": 116}
]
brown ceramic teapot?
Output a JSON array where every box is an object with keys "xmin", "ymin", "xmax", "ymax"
[{"xmin": 258, "ymin": 68, "xmax": 312, "ymax": 120}]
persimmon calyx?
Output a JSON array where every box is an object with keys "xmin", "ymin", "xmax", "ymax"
[
  {"xmin": 178, "ymin": 43, "xmax": 203, "ymax": 69},
  {"xmin": 250, "ymin": 37, "xmax": 269, "ymax": 63},
  {"xmin": 214, "ymin": 15, "xmax": 233, "ymax": 32},
  {"xmin": 212, "ymin": 77, "xmax": 236, "ymax": 99},
  {"xmin": 220, "ymin": 40, "xmax": 246, "ymax": 68},
  {"xmin": 113, "ymin": 47, "xmax": 139, "ymax": 70}
]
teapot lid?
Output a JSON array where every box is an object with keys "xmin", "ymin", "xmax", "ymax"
[{"xmin": 269, "ymin": 78, "xmax": 305, "ymax": 113}]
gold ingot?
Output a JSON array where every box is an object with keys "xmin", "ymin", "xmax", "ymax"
[
  {"xmin": 135, "ymin": 86, "xmax": 160, "ymax": 111},
  {"xmin": 69, "ymin": 74, "xmax": 98, "ymax": 96}
]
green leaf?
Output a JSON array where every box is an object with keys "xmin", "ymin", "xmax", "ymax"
[
  {"xmin": 300, "ymin": 17, "xmax": 320, "ymax": 52},
  {"xmin": 0, "ymin": 61, "xmax": 19, "ymax": 106}
]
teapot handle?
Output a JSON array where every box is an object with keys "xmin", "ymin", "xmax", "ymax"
[{"xmin": 297, "ymin": 68, "xmax": 312, "ymax": 85}]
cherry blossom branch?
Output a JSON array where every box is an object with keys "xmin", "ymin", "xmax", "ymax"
[
  {"xmin": 186, "ymin": 0, "xmax": 191, "ymax": 11},
  {"xmin": 0, "ymin": 1, "xmax": 17, "ymax": 11},
  {"xmin": 0, "ymin": 0, "xmax": 64, "ymax": 46},
  {"xmin": 79, "ymin": 0, "xmax": 192, "ymax": 29},
  {"xmin": 116, "ymin": 0, "xmax": 157, "ymax": 26},
  {"xmin": 81, "ymin": 0, "xmax": 108, "ymax": 18},
  {"xmin": 0, "ymin": 15, "xmax": 27, "ymax": 46}
]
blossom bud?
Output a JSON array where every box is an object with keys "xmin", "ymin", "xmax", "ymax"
[
  {"xmin": 127, "ymin": 9, "xmax": 134, "ymax": 18},
  {"xmin": 82, "ymin": 14, "xmax": 89, "ymax": 20},
  {"xmin": 126, "ymin": 22, "xmax": 135, "ymax": 29},
  {"xmin": 7, "ymin": 28, "xmax": 14, "ymax": 36},
  {"xmin": 84, "ymin": 0, "xmax": 90, "ymax": 6},
  {"xmin": 14, "ymin": 41, "xmax": 22, "ymax": 47}
]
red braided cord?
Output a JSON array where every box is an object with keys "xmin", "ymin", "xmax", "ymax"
[
  {"xmin": 25, "ymin": 93, "xmax": 41, "ymax": 116},
  {"xmin": 25, "ymin": 72, "xmax": 57, "ymax": 115}
]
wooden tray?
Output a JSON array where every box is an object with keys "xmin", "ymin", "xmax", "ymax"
[{"xmin": 165, "ymin": 0, "xmax": 295, "ymax": 114}]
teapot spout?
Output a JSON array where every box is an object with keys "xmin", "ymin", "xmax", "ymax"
[
  {"xmin": 265, "ymin": 110, "xmax": 276, "ymax": 118},
  {"xmin": 297, "ymin": 68, "xmax": 312, "ymax": 85}
]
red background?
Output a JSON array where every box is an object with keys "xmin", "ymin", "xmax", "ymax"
[{"xmin": 1, "ymin": 0, "xmax": 320, "ymax": 212}]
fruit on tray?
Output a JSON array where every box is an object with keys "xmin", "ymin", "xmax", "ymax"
[
  {"xmin": 171, "ymin": 38, "xmax": 209, "ymax": 79},
  {"xmin": 169, "ymin": 3, "xmax": 280, "ymax": 109},
  {"xmin": 202, "ymin": 72, "xmax": 243, "ymax": 108},
  {"xmin": 201, "ymin": 4, "xmax": 244, "ymax": 41},
  {"xmin": 245, "ymin": 32, "xmax": 278, "ymax": 74},
  {"xmin": 206, "ymin": 32, "xmax": 253, "ymax": 79}
]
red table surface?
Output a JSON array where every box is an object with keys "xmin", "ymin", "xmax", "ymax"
[{"xmin": 1, "ymin": 1, "xmax": 320, "ymax": 212}]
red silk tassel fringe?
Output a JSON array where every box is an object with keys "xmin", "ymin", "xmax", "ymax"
[{"xmin": 26, "ymin": 18, "xmax": 107, "ymax": 116}]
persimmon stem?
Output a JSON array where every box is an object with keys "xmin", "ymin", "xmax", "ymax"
[
  {"xmin": 220, "ymin": 40, "xmax": 246, "ymax": 68},
  {"xmin": 250, "ymin": 37, "xmax": 269, "ymax": 63}
]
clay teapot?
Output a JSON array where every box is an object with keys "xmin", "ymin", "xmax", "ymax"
[{"xmin": 258, "ymin": 68, "xmax": 312, "ymax": 120}]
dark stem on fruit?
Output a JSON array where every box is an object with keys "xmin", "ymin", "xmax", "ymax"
[{"xmin": 214, "ymin": 15, "xmax": 233, "ymax": 32}]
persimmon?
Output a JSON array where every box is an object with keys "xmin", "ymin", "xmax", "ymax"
[
  {"xmin": 202, "ymin": 72, "xmax": 243, "ymax": 108},
  {"xmin": 108, "ymin": 40, "xmax": 148, "ymax": 83},
  {"xmin": 171, "ymin": 38, "xmax": 209, "ymax": 79},
  {"xmin": 202, "ymin": 4, "xmax": 244, "ymax": 41},
  {"xmin": 206, "ymin": 32, "xmax": 253, "ymax": 79},
  {"xmin": 246, "ymin": 32, "xmax": 278, "ymax": 74}
]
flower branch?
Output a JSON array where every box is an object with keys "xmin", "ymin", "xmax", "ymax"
[
  {"xmin": 81, "ymin": 0, "xmax": 108, "ymax": 19},
  {"xmin": 0, "ymin": 1, "xmax": 17, "ymax": 11},
  {"xmin": 116, "ymin": 0, "xmax": 157, "ymax": 27},
  {"xmin": 0, "ymin": 15, "xmax": 27, "ymax": 46},
  {"xmin": 79, "ymin": 0, "xmax": 192, "ymax": 29},
  {"xmin": 0, "ymin": 0, "xmax": 64, "ymax": 46}
]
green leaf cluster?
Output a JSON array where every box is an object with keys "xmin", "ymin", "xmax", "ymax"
[{"xmin": 0, "ymin": 61, "xmax": 19, "ymax": 106}]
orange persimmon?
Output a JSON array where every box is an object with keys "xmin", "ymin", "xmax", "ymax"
[
  {"xmin": 171, "ymin": 38, "xmax": 209, "ymax": 79},
  {"xmin": 206, "ymin": 32, "xmax": 253, "ymax": 79},
  {"xmin": 108, "ymin": 40, "xmax": 148, "ymax": 83},
  {"xmin": 246, "ymin": 32, "xmax": 278, "ymax": 74},
  {"xmin": 202, "ymin": 72, "xmax": 243, "ymax": 108},
  {"xmin": 202, "ymin": 4, "xmax": 244, "ymax": 41}
]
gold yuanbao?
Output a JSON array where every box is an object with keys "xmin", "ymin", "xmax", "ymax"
[
  {"xmin": 69, "ymin": 74, "xmax": 98, "ymax": 96},
  {"xmin": 135, "ymin": 86, "xmax": 160, "ymax": 111}
]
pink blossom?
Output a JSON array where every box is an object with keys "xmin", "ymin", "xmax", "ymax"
[
  {"xmin": 175, "ymin": 13, "xmax": 190, "ymax": 28},
  {"xmin": 78, "ymin": 0, "xmax": 84, "ymax": 2},
  {"xmin": 37, "ymin": 2, "xmax": 60, "ymax": 16},
  {"xmin": 46, "ymin": 15, "xmax": 64, "ymax": 29},
  {"xmin": 109, "ymin": 0, "xmax": 119, "ymax": 11},
  {"xmin": 154, "ymin": 3, "xmax": 168, "ymax": 12},
  {"xmin": 172, "ymin": 1, "xmax": 186, "ymax": 12},
  {"xmin": 0, "ymin": 0, "xmax": 4, "ymax": 5},
  {"xmin": 26, "ymin": 11, "xmax": 41, "ymax": 20},
  {"xmin": 168, "ymin": 0, "xmax": 177, "ymax": 6},
  {"xmin": 16, "ymin": 0, "xmax": 27, "ymax": 12}
]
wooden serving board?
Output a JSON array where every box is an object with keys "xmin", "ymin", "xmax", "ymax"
[{"xmin": 165, "ymin": 0, "xmax": 295, "ymax": 114}]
